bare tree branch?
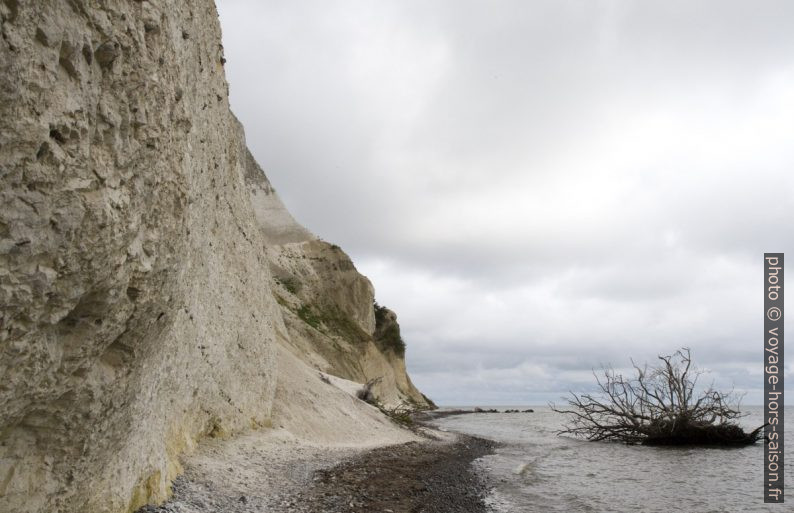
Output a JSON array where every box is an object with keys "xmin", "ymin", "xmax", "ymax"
[{"xmin": 550, "ymin": 349, "xmax": 764, "ymax": 446}]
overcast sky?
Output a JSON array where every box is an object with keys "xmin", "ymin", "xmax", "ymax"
[{"xmin": 217, "ymin": 1, "xmax": 794, "ymax": 405}]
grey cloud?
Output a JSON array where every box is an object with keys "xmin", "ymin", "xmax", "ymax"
[{"xmin": 218, "ymin": 0, "xmax": 794, "ymax": 404}]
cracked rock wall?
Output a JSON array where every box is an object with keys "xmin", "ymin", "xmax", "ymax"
[
  {"xmin": 0, "ymin": 1, "xmax": 281, "ymax": 511},
  {"xmin": 0, "ymin": 1, "xmax": 433, "ymax": 512}
]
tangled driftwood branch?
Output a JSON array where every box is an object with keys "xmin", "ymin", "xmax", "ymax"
[{"xmin": 551, "ymin": 349, "xmax": 764, "ymax": 445}]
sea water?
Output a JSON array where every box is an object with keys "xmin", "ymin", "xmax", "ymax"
[{"xmin": 432, "ymin": 406, "xmax": 792, "ymax": 512}]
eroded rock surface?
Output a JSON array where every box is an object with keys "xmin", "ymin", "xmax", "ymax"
[
  {"xmin": 0, "ymin": 2, "xmax": 285, "ymax": 511},
  {"xmin": 0, "ymin": 1, "xmax": 430, "ymax": 513}
]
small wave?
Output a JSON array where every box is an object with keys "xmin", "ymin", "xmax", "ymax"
[{"xmin": 514, "ymin": 462, "xmax": 531, "ymax": 475}]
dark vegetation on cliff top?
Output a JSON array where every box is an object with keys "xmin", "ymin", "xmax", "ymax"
[{"xmin": 374, "ymin": 302, "xmax": 406, "ymax": 356}]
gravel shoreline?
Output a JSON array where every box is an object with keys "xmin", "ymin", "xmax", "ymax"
[
  {"xmin": 296, "ymin": 434, "xmax": 496, "ymax": 513},
  {"xmin": 137, "ymin": 430, "xmax": 495, "ymax": 513}
]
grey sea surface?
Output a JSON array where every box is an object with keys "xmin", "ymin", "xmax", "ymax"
[{"xmin": 432, "ymin": 406, "xmax": 792, "ymax": 513}]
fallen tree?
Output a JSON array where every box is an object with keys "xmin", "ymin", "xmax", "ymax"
[{"xmin": 552, "ymin": 348, "xmax": 764, "ymax": 446}]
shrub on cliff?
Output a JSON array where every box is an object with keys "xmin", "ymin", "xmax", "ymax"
[
  {"xmin": 297, "ymin": 304, "xmax": 322, "ymax": 330},
  {"xmin": 374, "ymin": 302, "xmax": 406, "ymax": 355}
]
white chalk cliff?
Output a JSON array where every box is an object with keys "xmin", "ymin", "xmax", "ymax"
[{"xmin": 0, "ymin": 1, "xmax": 431, "ymax": 512}]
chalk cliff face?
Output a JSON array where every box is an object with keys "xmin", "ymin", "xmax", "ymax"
[
  {"xmin": 0, "ymin": 2, "xmax": 429, "ymax": 512},
  {"xmin": 246, "ymin": 154, "xmax": 428, "ymax": 408}
]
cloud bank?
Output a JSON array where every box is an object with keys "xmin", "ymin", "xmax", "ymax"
[{"xmin": 218, "ymin": 0, "xmax": 794, "ymax": 404}]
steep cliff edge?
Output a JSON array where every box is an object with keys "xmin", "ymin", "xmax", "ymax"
[
  {"xmin": 0, "ymin": 2, "xmax": 430, "ymax": 513},
  {"xmin": 246, "ymin": 153, "xmax": 428, "ymax": 408}
]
